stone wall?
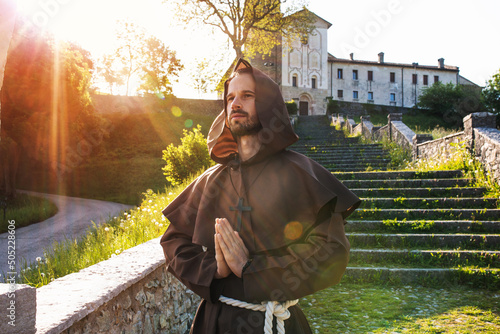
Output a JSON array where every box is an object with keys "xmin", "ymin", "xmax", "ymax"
[
  {"xmin": 383, "ymin": 113, "xmax": 416, "ymax": 150},
  {"xmin": 328, "ymin": 100, "xmax": 414, "ymax": 117},
  {"xmin": 373, "ymin": 124, "xmax": 389, "ymax": 142},
  {"xmin": 339, "ymin": 111, "xmax": 500, "ymax": 186},
  {"xmin": 414, "ymin": 132, "xmax": 466, "ymax": 161},
  {"xmin": 474, "ymin": 127, "xmax": 500, "ymax": 184},
  {"xmin": 6, "ymin": 237, "xmax": 201, "ymax": 334}
]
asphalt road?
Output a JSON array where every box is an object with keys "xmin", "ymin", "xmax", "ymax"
[{"xmin": 0, "ymin": 191, "xmax": 134, "ymax": 277}]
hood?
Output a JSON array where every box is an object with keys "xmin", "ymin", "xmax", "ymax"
[{"xmin": 207, "ymin": 58, "xmax": 299, "ymax": 165}]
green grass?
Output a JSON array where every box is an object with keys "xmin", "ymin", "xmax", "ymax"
[
  {"xmin": 0, "ymin": 194, "xmax": 58, "ymax": 233},
  {"xmin": 2, "ymin": 176, "xmax": 196, "ymax": 287},
  {"xmin": 16, "ymin": 111, "xmax": 216, "ymax": 205},
  {"xmin": 300, "ymin": 283, "xmax": 500, "ymax": 333},
  {"xmin": 407, "ymin": 142, "xmax": 500, "ymax": 201}
]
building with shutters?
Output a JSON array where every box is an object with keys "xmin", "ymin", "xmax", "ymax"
[{"xmin": 249, "ymin": 10, "xmax": 478, "ymax": 116}]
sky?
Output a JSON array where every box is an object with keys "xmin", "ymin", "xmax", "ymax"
[{"xmin": 12, "ymin": 0, "xmax": 500, "ymax": 98}]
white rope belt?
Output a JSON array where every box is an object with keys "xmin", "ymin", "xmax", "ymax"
[{"xmin": 219, "ymin": 295, "xmax": 299, "ymax": 334}]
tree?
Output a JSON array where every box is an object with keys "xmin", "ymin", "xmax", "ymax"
[
  {"xmin": 418, "ymin": 82, "xmax": 464, "ymax": 115},
  {"xmin": 114, "ymin": 21, "xmax": 146, "ymax": 96},
  {"xmin": 418, "ymin": 82, "xmax": 486, "ymax": 128},
  {"xmin": 97, "ymin": 54, "xmax": 124, "ymax": 95},
  {"xmin": 483, "ymin": 69, "xmax": 500, "ymax": 114},
  {"xmin": 165, "ymin": 0, "xmax": 315, "ymax": 59},
  {"xmin": 1, "ymin": 19, "xmax": 104, "ymax": 196},
  {"xmin": 190, "ymin": 58, "xmax": 221, "ymax": 97},
  {"xmin": 138, "ymin": 36, "xmax": 183, "ymax": 98}
]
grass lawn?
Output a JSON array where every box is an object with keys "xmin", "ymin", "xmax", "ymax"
[
  {"xmin": 0, "ymin": 193, "xmax": 58, "ymax": 233},
  {"xmin": 16, "ymin": 111, "xmax": 216, "ymax": 205},
  {"xmin": 300, "ymin": 283, "xmax": 500, "ymax": 333}
]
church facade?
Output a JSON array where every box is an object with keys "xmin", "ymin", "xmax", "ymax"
[{"xmin": 251, "ymin": 11, "xmax": 478, "ymax": 116}]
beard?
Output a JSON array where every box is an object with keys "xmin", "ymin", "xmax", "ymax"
[{"xmin": 229, "ymin": 111, "xmax": 262, "ymax": 137}]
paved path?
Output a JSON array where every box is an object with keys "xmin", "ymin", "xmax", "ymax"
[{"xmin": 0, "ymin": 191, "xmax": 134, "ymax": 276}]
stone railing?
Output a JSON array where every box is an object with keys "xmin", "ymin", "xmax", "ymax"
[
  {"xmin": 413, "ymin": 131, "xmax": 465, "ymax": 160},
  {"xmin": 336, "ymin": 111, "xmax": 500, "ymax": 185},
  {"xmin": 0, "ymin": 237, "xmax": 200, "ymax": 334}
]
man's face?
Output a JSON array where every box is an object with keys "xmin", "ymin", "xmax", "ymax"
[{"xmin": 226, "ymin": 73, "xmax": 261, "ymax": 136}]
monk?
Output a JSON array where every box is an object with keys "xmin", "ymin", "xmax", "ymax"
[{"xmin": 160, "ymin": 58, "xmax": 361, "ymax": 333}]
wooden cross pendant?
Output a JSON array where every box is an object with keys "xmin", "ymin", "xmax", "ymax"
[{"xmin": 229, "ymin": 197, "xmax": 252, "ymax": 232}]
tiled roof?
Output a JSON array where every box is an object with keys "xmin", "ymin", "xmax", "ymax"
[{"xmin": 328, "ymin": 53, "xmax": 459, "ymax": 72}]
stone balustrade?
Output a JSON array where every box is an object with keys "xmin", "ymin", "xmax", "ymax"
[
  {"xmin": 0, "ymin": 237, "xmax": 200, "ymax": 334},
  {"xmin": 337, "ymin": 110, "xmax": 500, "ymax": 185}
]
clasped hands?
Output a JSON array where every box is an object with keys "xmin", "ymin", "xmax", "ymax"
[{"xmin": 214, "ymin": 218, "xmax": 249, "ymax": 279}]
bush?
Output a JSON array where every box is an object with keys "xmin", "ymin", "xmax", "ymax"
[
  {"xmin": 285, "ymin": 101, "xmax": 298, "ymax": 115},
  {"xmin": 327, "ymin": 98, "xmax": 341, "ymax": 115},
  {"xmin": 161, "ymin": 125, "xmax": 213, "ymax": 185}
]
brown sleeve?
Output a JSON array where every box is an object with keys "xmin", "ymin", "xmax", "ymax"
[
  {"xmin": 160, "ymin": 224, "xmax": 222, "ymax": 302},
  {"xmin": 242, "ymin": 209, "xmax": 350, "ymax": 302}
]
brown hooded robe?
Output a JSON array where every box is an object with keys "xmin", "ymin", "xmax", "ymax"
[{"xmin": 160, "ymin": 59, "xmax": 361, "ymax": 333}]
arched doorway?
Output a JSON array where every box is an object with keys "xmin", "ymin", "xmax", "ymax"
[{"xmin": 299, "ymin": 94, "xmax": 312, "ymax": 116}]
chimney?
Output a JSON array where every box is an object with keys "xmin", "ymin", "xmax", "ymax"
[
  {"xmin": 349, "ymin": 53, "xmax": 354, "ymax": 60},
  {"xmin": 378, "ymin": 52, "xmax": 384, "ymax": 63},
  {"xmin": 438, "ymin": 58, "xmax": 445, "ymax": 69}
]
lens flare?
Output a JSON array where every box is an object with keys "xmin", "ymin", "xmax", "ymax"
[
  {"xmin": 284, "ymin": 221, "xmax": 303, "ymax": 241},
  {"xmin": 171, "ymin": 106, "xmax": 182, "ymax": 117},
  {"xmin": 184, "ymin": 119, "xmax": 193, "ymax": 128}
]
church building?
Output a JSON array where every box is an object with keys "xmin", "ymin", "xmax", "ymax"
[{"xmin": 250, "ymin": 11, "xmax": 478, "ymax": 116}]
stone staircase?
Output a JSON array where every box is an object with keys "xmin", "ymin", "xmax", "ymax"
[
  {"xmin": 290, "ymin": 115, "xmax": 500, "ymax": 288},
  {"xmin": 290, "ymin": 115, "xmax": 390, "ymax": 172}
]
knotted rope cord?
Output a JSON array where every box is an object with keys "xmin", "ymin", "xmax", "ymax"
[{"xmin": 219, "ymin": 295, "xmax": 299, "ymax": 334}]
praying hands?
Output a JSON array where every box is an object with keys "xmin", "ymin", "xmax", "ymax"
[{"xmin": 214, "ymin": 218, "xmax": 249, "ymax": 278}]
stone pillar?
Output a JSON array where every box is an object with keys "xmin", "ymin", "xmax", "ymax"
[
  {"xmin": 463, "ymin": 112, "xmax": 497, "ymax": 154},
  {"xmin": 412, "ymin": 134, "xmax": 433, "ymax": 160},
  {"xmin": 361, "ymin": 115, "xmax": 371, "ymax": 138},
  {"xmin": 0, "ymin": 283, "xmax": 36, "ymax": 334},
  {"xmin": 388, "ymin": 113, "xmax": 403, "ymax": 141},
  {"xmin": 339, "ymin": 113, "xmax": 345, "ymax": 129}
]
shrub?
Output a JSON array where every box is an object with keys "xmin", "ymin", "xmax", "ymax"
[
  {"xmin": 285, "ymin": 101, "xmax": 298, "ymax": 115},
  {"xmin": 162, "ymin": 125, "xmax": 213, "ymax": 185}
]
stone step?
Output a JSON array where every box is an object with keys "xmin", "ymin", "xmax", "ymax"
[
  {"xmin": 325, "ymin": 164, "xmax": 389, "ymax": 172},
  {"xmin": 291, "ymin": 143, "xmax": 384, "ymax": 150},
  {"xmin": 303, "ymin": 153, "xmax": 390, "ymax": 160},
  {"xmin": 360, "ymin": 197, "xmax": 499, "ymax": 209},
  {"xmin": 345, "ymin": 220, "xmax": 500, "ymax": 233},
  {"xmin": 351, "ymin": 187, "xmax": 487, "ymax": 198},
  {"xmin": 341, "ymin": 178, "xmax": 473, "ymax": 188},
  {"xmin": 318, "ymin": 160, "xmax": 391, "ymax": 167},
  {"xmin": 350, "ymin": 208, "xmax": 500, "ymax": 221},
  {"xmin": 343, "ymin": 267, "xmax": 500, "ymax": 287},
  {"xmin": 349, "ymin": 249, "xmax": 500, "ymax": 267},
  {"xmin": 347, "ymin": 232, "xmax": 500, "ymax": 249},
  {"xmin": 329, "ymin": 167, "xmax": 388, "ymax": 172},
  {"xmin": 333, "ymin": 170, "xmax": 464, "ymax": 180}
]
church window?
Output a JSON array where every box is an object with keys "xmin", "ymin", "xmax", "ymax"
[
  {"xmin": 412, "ymin": 74, "xmax": 418, "ymax": 84},
  {"xmin": 353, "ymin": 70, "xmax": 358, "ymax": 80},
  {"xmin": 311, "ymin": 77, "xmax": 317, "ymax": 89},
  {"xmin": 337, "ymin": 68, "xmax": 343, "ymax": 79},
  {"xmin": 292, "ymin": 75, "xmax": 297, "ymax": 87},
  {"xmin": 368, "ymin": 92, "xmax": 374, "ymax": 101},
  {"xmin": 423, "ymin": 75, "xmax": 429, "ymax": 85},
  {"xmin": 338, "ymin": 90, "xmax": 343, "ymax": 98},
  {"xmin": 434, "ymin": 75, "xmax": 439, "ymax": 83},
  {"xmin": 368, "ymin": 71, "xmax": 374, "ymax": 81},
  {"xmin": 390, "ymin": 93, "xmax": 396, "ymax": 101},
  {"xmin": 390, "ymin": 72, "xmax": 396, "ymax": 82},
  {"xmin": 353, "ymin": 91, "xmax": 359, "ymax": 99}
]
